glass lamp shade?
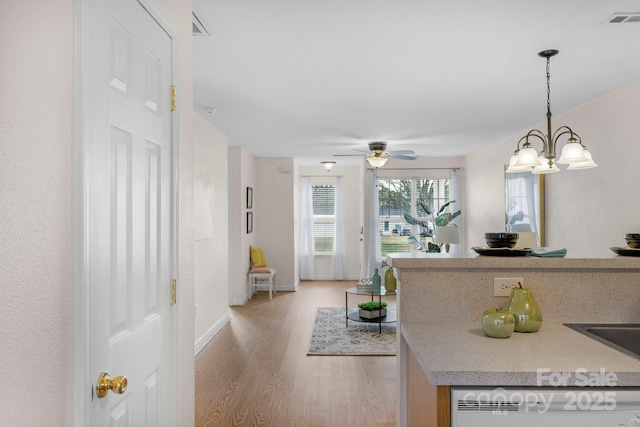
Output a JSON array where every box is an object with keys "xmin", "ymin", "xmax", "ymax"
[
  {"xmin": 321, "ymin": 161, "xmax": 336, "ymax": 171},
  {"xmin": 532, "ymin": 156, "xmax": 560, "ymax": 174},
  {"xmin": 514, "ymin": 146, "xmax": 539, "ymax": 167},
  {"xmin": 367, "ymin": 156, "xmax": 388, "ymax": 168},
  {"xmin": 506, "ymin": 153, "xmax": 533, "ymax": 173},
  {"xmin": 557, "ymin": 141, "xmax": 589, "ymax": 164},
  {"xmin": 567, "ymin": 150, "xmax": 598, "ymax": 170}
]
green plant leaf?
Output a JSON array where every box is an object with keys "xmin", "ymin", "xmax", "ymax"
[
  {"xmin": 427, "ymin": 242, "xmax": 442, "ymax": 253},
  {"xmin": 417, "ymin": 200, "xmax": 432, "ymax": 216},
  {"xmin": 358, "ymin": 301, "xmax": 388, "ymax": 311},
  {"xmin": 403, "ymin": 213, "xmax": 423, "ymax": 226},
  {"xmin": 437, "ymin": 200, "xmax": 455, "ymax": 215},
  {"xmin": 436, "ymin": 210, "xmax": 461, "ymax": 226}
]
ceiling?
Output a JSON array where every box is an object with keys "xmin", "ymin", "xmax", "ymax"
[{"xmin": 192, "ymin": 1, "xmax": 640, "ymax": 165}]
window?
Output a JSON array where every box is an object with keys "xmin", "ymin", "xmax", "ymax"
[
  {"xmin": 312, "ymin": 184, "xmax": 335, "ymax": 253},
  {"xmin": 377, "ymin": 178, "xmax": 451, "ymax": 257}
]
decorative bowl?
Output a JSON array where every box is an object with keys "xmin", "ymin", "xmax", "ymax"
[
  {"xmin": 485, "ymin": 232, "xmax": 519, "ymax": 248},
  {"xmin": 626, "ymin": 233, "xmax": 640, "ymax": 248}
]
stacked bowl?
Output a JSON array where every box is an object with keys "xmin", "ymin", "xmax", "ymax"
[
  {"xmin": 626, "ymin": 233, "xmax": 640, "ymax": 248},
  {"xmin": 485, "ymin": 232, "xmax": 519, "ymax": 248}
]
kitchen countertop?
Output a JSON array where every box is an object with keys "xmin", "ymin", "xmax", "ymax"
[
  {"xmin": 387, "ymin": 252, "xmax": 640, "ymax": 270},
  {"xmin": 402, "ymin": 322, "xmax": 640, "ymax": 386}
]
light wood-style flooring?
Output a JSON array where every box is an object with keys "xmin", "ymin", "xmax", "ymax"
[{"xmin": 195, "ymin": 280, "xmax": 397, "ymax": 427}]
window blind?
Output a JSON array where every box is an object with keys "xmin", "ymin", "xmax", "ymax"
[{"xmin": 312, "ymin": 184, "xmax": 336, "ymax": 253}]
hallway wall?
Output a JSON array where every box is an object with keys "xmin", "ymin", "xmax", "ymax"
[
  {"xmin": 1, "ymin": 1, "xmax": 74, "ymax": 424},
  {"xmin": 0, "ymin": 0, "xmax": 196, "ymax": 425}
]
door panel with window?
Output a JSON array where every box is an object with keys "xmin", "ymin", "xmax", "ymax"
[{"xmin": 378, "ymin": 178, "xmax": 451, "ymax": 257}]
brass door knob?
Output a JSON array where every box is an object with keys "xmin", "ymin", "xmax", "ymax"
[{"xmin": 96, "ymin": 371, "xmax": 128, "ymax": 398}]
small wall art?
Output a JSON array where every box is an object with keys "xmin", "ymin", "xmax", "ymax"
[
  {"xmin": 247, "ymin": 187, "xmax": 253, "ymax": 209},
  {"xmin": 247, "ymin": 211, "xmax": 253, "ymax": 234}
]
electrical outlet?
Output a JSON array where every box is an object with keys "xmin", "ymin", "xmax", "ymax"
[{"xmin": 493, "ymin": 277, "xmax": 524, "ymax": 297}]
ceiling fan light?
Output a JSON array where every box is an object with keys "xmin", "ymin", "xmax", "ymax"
[
  {"xmin": 567, "ymin": 150, "xmax": 598, "ymax": 170},
  {"xmin": 367, "ymin": 156, "xmax": 388, "ymax": 168},
  {"xmin": 320, "ymin": 161, "xmax": 336, "ymax": 171},
  {"xmin": 557, "ymin": 141, "xmax": 589, "ymax": 164}
]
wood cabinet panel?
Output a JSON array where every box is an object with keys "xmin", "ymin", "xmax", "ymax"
[{"xmin": 406, "ymin": 344, "xmax": 450, "ymax": 427}]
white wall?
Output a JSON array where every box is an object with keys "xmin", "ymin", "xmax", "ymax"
[
  {"xmin": 228, "ymin": 153, "xmax": 300, "ymax": 302},
  {"xmin": 193, "ymin": 115, "xmax": 230, "ymax": 353},
  {"xmin": 297, "ymin": 164, "xmax": 362, "ymax": 280},
  {"xmin": 228, "ymin": 147, "xmax": 258, "ymax": 304},
  {"xmin": 0, "ymin": 0, "xmax": 195, "ymax": 425},
  {"xmin": 465, "ymin": 79, "xmax": 640, "ymax": 253},
  {"xmin": 256, "ymin": 158, "xmax": 298, "ymax": 290},
  {"xmin": 0, "ymin": 1, "xmax": 74, "ymax": 424}
]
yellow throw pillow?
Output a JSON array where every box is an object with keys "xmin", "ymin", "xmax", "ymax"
[
  {"xmin": 250, "ymin": 245, "xmax": 266, "ymax": 268},
  {"xmin": 258, "ymin": 247, "xmax": 267, "ymax": 266}
]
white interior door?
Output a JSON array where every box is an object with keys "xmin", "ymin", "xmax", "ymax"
[{"xmin": 83, "ymin": 0, "xmax": 173, "ymax": 425}]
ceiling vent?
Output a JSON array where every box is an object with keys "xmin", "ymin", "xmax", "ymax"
[
  {"xmin": 605, "ymin": 13, "xmax": 640, "ymax": 24},
  {"xmin": 192, "ymin": 10, "xmax": 210, "ymax": 36}
]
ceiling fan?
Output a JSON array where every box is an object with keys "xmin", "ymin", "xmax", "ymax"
[{"xmin": 333, "ymin": 141, "xmax": 417, "ymax": 167}]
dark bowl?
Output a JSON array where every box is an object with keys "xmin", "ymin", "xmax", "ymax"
[
  {"xmin": 626, "ymin": 233, "xmax": 640, "ymax": 248},
  {"xmin": 485, "ymin": 232, "xmax": 519, "ymax": 248}
]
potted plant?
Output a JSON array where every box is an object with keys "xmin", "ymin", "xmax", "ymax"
[
  {"xmin": 358, "ymin": 301, "xmax": 388, "ymax": 319},
  {"xmin": 404, "ymin": 200, "xmax": 461, "ymax": 253}
]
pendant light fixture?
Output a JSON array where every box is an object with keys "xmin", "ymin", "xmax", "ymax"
[
  {"xmin": 506, "ymin": 50, "xmax": 597, "ymax": 174},
  {"xmin": 320, "ymin": 161, "xmax": 336, "ymax": 171}
]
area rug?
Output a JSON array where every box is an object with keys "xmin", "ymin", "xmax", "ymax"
[{"xmin": 307, "ymin": 307, "xmax": 396, "ymax": 356}]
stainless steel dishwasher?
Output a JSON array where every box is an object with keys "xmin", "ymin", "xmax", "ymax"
[{"xmin": 452, "ymin": 387, "xmax": 640, "ymax": 426}]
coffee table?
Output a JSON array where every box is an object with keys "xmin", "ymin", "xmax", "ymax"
[{"xmin": 345, "ymin": 287, "xmax": 396, "ymax": 334}]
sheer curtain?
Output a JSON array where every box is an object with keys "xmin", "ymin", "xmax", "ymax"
[
  {"xmin": 334, "ymin": 177, "xmax": 347, "ymax": 279},
  {"xmin": 299, "ymin": 177, "xmax": 314, "ymax": 279},
  {"xmin": 367, "ymin": 169, "xmax": 381, "ymax": 277},
  {"xmin": 506, "ymin": 172, "xmax": 539, "ymax": 236},
  {"xmin": 448, "ymin": 169, "xmax": 461, "ymax": 253}
]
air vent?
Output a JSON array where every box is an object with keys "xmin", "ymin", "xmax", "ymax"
[
  {"xmin": 456, "ymin": 400, "xmax": 521, "ymax": 412},
  {"xmin": 192, "ymin": 10, "xmax": 210, "ymax": 36},
  {"xmin": 605, "ymin": 13, "xmax": 640, "ymax": 24}
]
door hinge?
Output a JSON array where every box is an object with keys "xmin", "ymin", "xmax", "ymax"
[
  {"xmin": 170, "ymin": 85, "xmax": 177, "ymax": 111},
  {"xmin": 170, "ymin": 279, "xmax": 177, "ymax": 305}
]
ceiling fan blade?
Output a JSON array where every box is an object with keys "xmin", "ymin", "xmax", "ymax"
[
  {"xmin": 388, "ymin": 149, "xmax": 415, "ymax": 155},
  {"xmin": 333, "ymin": 154, "xmax": 366, "ymax": 157},
  {"xmin": 389, "ymin": 154, "xmax": 417, "ymax": 161}
]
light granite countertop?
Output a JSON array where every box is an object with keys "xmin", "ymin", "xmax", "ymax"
[
  {"xmin": 401, "ymin": 323, "xmax": 640, "ymax": 386},
  {"xmin": 387, "ymin": 252, "xmax": 640, "ymax": 270}
]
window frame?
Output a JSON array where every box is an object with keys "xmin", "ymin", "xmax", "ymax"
[
  {"xmin": 311, "ymin": 181, "xmax": 336, "ymax": 255},
  {"xmin": 377, "ymin": 177, "xmax": 452, "ymax": 257}
]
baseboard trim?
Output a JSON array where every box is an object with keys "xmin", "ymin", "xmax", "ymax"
[
  {"xmin": 232, "ymin": 295, "xmax": 249, "ymax": 306},
  {"xmin": 255, "ymin": 284, "xmax": 298, "ymax": 292},
  {"xmin": 194, "ymin": 312, "xmax": 231, "ymax": 355}
]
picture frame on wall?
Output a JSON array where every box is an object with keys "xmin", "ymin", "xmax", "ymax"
[
  {"xmin": 247, "ymin": 187, "xmax": 253, "ymax": 209},
  {"xmin": 247, "ymin": 211, "xmax": 253, "ymax": 234}
]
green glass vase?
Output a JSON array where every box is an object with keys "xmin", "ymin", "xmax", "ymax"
[
  {"xmin": 371, "ymin": 268, "xmax": 381, "ymax": 293},
  {"xmin": 384, "ymin": 267, "xmax": 396, "ymax": 292},
  {"xmin": 503, "ymin": 287, "xmax": 542, "ymax": 332}
]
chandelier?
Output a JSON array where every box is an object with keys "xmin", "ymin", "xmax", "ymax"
[{"xmin": 506, "ymin": 50, "xmax": 597, "ymax": 174}]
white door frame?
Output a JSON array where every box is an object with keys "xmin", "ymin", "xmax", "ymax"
[{"xmin": 73, "ymin": 0, "xmax": 180, "ymax": 425}]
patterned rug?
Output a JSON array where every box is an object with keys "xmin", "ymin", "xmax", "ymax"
[{"xmin": 307, "ymin": 307, "xmax": 396, "ymax": 356}]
